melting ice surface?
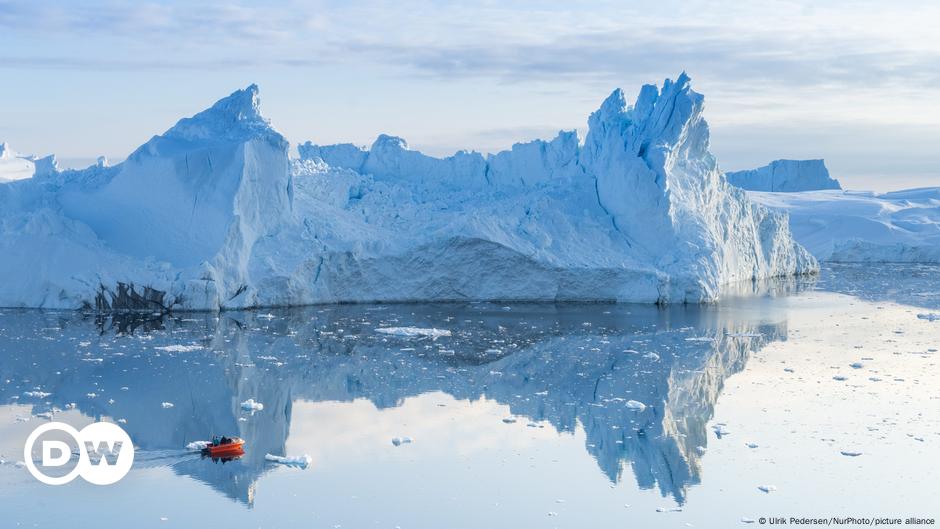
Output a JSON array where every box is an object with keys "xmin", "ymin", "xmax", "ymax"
[{"xmin": 0, "ymin": 264, "xmax": 937, "ymax": 528}]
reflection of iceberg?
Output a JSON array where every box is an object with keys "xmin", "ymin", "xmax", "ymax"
[{"xmin": 0, "ymin": 296, "xmax": 793, "ymax": 505}]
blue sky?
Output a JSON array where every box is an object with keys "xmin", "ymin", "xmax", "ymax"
[{"xmin": 1, "ymin": 0, "xmax": 938, "ymax": 190}]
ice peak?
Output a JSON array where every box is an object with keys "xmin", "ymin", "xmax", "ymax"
[
  {"xmin": 159, "ymin": 84, "xmax": 279, "ymax": 144},
  {"xmin": 0, "ymin": 141, "xmax": 13, "ymax": 159},
  {"xmin": 372, "ymin": 134, "xmax": 409, "ymax": 151}
]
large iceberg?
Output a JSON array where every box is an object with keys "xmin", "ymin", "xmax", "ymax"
[
  {"xmin": 0, "ymin": 74, "xmax": 816, "ymax": 310},
  {"xmin": 725, "ymin": 159, "xmax": 841, "ymax": 192}
]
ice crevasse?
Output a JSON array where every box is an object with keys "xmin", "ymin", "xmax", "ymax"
[{"xmin": 0, "ymin": 73, "xmax": 817, "ymax": 310}]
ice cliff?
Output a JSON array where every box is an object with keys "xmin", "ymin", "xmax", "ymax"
[
  {"xmin": 725, "ymin": 159, "xmax": 841, "ymax": 192},
  {"xmin": 0, "ymin": 74, "xmax": 816, "ymax": 310}
]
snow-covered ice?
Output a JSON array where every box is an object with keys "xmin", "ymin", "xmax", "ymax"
[
  {"xmin": 0, "ymin": 74, "xmax": 815, "ymax": 310},
  {"xmin": 748, "ymin": 188, "xmax": 940, "ymax": 262},
  {"xmin": 726, "ymin": 159, "xmax": 840, "ymax": 192}
]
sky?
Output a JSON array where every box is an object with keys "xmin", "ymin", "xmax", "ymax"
[{"xmin": 1, "ymin": 0, "xmax": 938, "ymax": 191}]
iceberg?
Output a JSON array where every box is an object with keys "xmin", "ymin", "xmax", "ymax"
[
  {"xmin": 725, "ymin": 159, "xmax": 841, "ymax": 192},
  {"xmin": 0, "ymin": 74, "xmax": 815, "ymax": 310},
  {"xmin": 0, "ymin": 142, "xmax": 58, "ymax": 182},
  {"xmin": 748, "ymin": 187, "xmax": 940, "ymax": 262}
]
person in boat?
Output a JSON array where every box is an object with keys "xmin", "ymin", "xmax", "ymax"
[
  {"xmin": 220, "ymin": 436, "xmax": 232, "ymax": 445},
  {"xmin": 211, "ymin": 435, "xmax": 221, "ymax": 446}
]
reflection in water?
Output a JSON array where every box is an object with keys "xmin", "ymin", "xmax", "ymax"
[
  {"xmin": 0, "ymin": 297, "xmax": 797, "ymax": 507},
  {"xmin": 816, "ymin": 262, "xmax": 940, "ymax": 309}
]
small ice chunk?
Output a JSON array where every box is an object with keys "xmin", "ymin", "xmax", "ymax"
[
  {"xmin": 832, "ymin": 375, "xmax": 848, "ymax": 381},
  {"xmin": 849, "ymin": 362, "xmax": 864, "ymax": 369},
  {"xmin": 161, "ymin": 402, "xmax": 174, "ymax": 408},
  {"xmin": 712, "ymin": 424, "xmax": 731, "ymax": 438},
  {"xmin": 840, "ymin": 451, "xmax": 862, "ymax": 457},
  {"xmin": 745, "ymin": 442, "xmax": 759, "ymax": 449},
  {"xmin": 642, "ymin": 352, "xmax": 660, "ymax": 361},
  {"xmin": 783, "ymin": 367, "xmax": 795, "ymax": 373},
  {"xmin": 656, "ymin": 507, "xmax": 683, "ymax": 512},
  {"xmin": 916, "ymin": 313, "xmax": 939, "ymax": 321},
  {"xmin": 502, "ymin": 417, "xmax": 517, "ymax": 424},
  {"xmin": 757, "ymin": 485, "xmax": 777, "ymax": 493},
  {"xmin": 625, "ymin": 400, "xmax": 647, "ymax": 411},
  {"xmin": 265, "ymin": 453, "xmax": 312, "ymax": 469},
  {"xmin": 240, "ymin": 399, "xmax": 264, "ymax": 412},
  {"xmin": 154, "ymin": 344, "xmax": 204, "ymax": 352},
  {"xmin": 376, "ymin": 327, "xmax": 451, "ymax": 340},
  {"xmin": 391, "ymin": 436, "xmax": 413, "ymax": 446}
]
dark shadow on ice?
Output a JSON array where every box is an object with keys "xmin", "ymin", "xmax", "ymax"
[{"xmin": 0, "ymin": 290, "xmax": 801, "ymax": 505}]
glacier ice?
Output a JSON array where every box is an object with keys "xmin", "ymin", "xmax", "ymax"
[
  {"xmin": 726, "ymin": 159, "xmax": 841, "ymax": 192},
  {"xmin": 0, "ymin": 74, "xmax": 816, "ymax": 310},
  {"xmin": 748, "ymin": 187, "xmax": 940, "ymax": 262}
]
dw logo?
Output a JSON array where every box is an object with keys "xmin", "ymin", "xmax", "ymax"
[{"xmin": 23, "ymin": 421, "xmax": 134, "ymax": 485}]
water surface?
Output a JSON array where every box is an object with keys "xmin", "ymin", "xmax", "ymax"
[{"xmin": 0, "ymin": 265, "xmax": 937, "ymax": 528}]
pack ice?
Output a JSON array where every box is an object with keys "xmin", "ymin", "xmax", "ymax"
[{"xmin": 0, "ymin": 73, "xmax": 816, "ymax": 310}]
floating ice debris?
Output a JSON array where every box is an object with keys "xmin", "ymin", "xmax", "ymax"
[
  {"xmin": 265, "ymin": 453, "xmax": 312, "ymax": 469},
  {"xmin": 849, "ymin": 362, "xmax": 864, "ymax": 369},
  {"xmin": 65, "ymin": 402, "xmax": 76, "ymax": 409},
  {"xmin": 186, "ymin": 440, "xmax": 209, "ymax": 451},
  {"xmin": 783, "ymin": 367, "xmax": 795, "ymax": 373},
  {"xmin": 625, "ymin": 400, "xmax": 647, "ymax": 411},
  {"xmin": 832, "ymin": 375, "xmax": 848, "ymax": 381},
  {"xmin": 916, "ymin": 313, "xmax": 939, "ymax": 321},
  {"xmin": 154, "ymin": 345, "xmax": 204, "ymax": 352},
  {"xmin": 23, "ymin": 391, "xmax": 51, "ymax": 398},
  {"xmin": 712, "ymin": 424, "xmax": 731, "ymax": 438},
  {"xmin": 117, "ymin": 418, "xmax": 127, "ymax": 424},
  {"xmin": 757, "ymin": 485, "xmax": 777, "ymax": 493},
  {"xmin": 376, "ymin": 327, "xmax": 451, "ymax": 340},
  {"xmin": 656, "ymin": 507, "xmax": 683, "ymax": 513},
  {"xmin": 502, "ymin": 418, "xmax": 517, "ymax": 424},
  {"xmin": 240, "ymin": 399, "xmax": 264, "ymax": 412},
  {"xmin": 840, "ymin": 451, "xmax": 863, "ymax": 457},
  {"xmin": 86, "ymin": 392, "xmax": 98, "ymax": 398},
  {"xmin": 745, "ymin": 442, "xmax": 759, "ymax": 449},
  {"xmin": 391, "ymin": 436, "xmax": 413, "ymax": 446},
  {"xmin": 259, "ymin": 313, "xmax": 276, "ymax": 320},
  {"xmin": 643, "ymin": 352, "xmax": 660, "ymax": 361},
  {"xmin": 161, "ymin": 402, "xmax": 174, "ymax": 408}
]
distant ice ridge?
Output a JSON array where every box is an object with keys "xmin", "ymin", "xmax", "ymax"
[
  {"xmin": 725, "ymin": 159, "xmax": 841, "ymax": 192},
  {"xmin": 748, "ymin": 188, "xmax": 940, "ymax": 262},
  {"xmin": 0, "ymin": 142, "xmax": 58, "ymax": 182},
  {"xmin": 0, "ymin": 74, "xmax": 816, "ymax": 310}
]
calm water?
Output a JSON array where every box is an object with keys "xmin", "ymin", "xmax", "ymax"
[{"xmin": 0, "ymin": 265, "xmax": 937, "ymax": 528}]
